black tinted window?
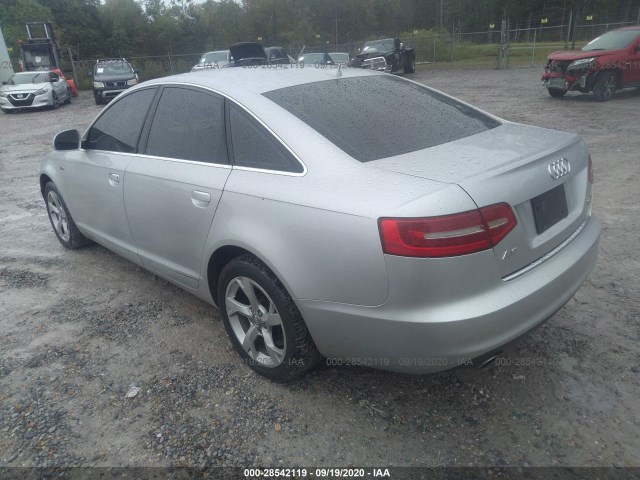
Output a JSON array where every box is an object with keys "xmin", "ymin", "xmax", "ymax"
[
  {"xmin": 145, "ymin": 87, "xmax": 227, "ymax": 164},
  {"xmin": 85, "ymin": 88, "xmax": 156, "ymax": 153},
  {"xmin": 229, "ymin": 106, "xmax": 303, "ymax": 173},
  {"xmin": 263, "ymin": 75, "xmax": 500, "ymax": 162}
]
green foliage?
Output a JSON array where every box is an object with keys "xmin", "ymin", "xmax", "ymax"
[{"xmin": 0, "ymin": 0, "xmax": 637, "ymax": 63}]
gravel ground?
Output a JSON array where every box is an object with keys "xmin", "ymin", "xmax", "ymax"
[{"xmin": 0, "ymin": 66, "xmax": 639, "ymax": 470}]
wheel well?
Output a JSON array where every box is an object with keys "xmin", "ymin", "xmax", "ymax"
[
  {"xmin": 40, "ymin": 174, "xmax": 52, "ymax": 196},
  {"xmin": 597, "ymin": 69, "xmax": 622, "ymax": 89},
  {"xmin": 207, "ymin": 245, "xmax": 253, "ymax": 306}
]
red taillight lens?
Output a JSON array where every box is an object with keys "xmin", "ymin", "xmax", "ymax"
[
  {"xmin": 587, "ymin": 155, "xmax": 593, "ymax": 183},
  {"xmin": 378, "ymin": 203, "xmax": 517, "ymax": 258}
]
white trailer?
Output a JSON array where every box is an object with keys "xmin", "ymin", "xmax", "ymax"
[{"xmin": 0, "ymin": 24, "xmax": 15, "ymax": 84}]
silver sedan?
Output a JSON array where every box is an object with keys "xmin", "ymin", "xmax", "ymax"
[{"xmin": 40, "ymin": 67, "xmax": 600, "ymax": 381}]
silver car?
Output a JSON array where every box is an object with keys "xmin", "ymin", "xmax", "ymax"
[
  {"xmin": 191, "ymin": 50, "xmax": 232, "ymax": 71},
  {"xmin": 1, "ymin": 71, "xmax": 71, "ymax": 112},
  {"xmin": 40, "ymin": 68, "xmax": 600, "ymax": 381}
]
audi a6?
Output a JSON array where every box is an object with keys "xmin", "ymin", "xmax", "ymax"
[{"xmin": 40, "ymin": 68, "xmax": 600, "ymax": 381}]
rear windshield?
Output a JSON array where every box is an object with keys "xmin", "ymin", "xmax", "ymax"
[{"xmin": 263, "ymin": 75, "xmax": 500, "ymax": 162}]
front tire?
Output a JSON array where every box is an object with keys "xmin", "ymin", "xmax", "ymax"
[
  {"xmin": 64, "ymin": 88, "xmax": 72, "ymax": 104},
  {"xmin": 548, "ymin": 88, "xmax": 567, "ymax": 98},
  {"xmin": 94, "ymin": 95, "xmax": 103, "ymax": 106},
  {"xmin": 218, "ymin": 254, "xmax": 321, "ymax": 382},
  {"xmin": 593, "ymin": 70, "xmax": 617, "ymax": 101},
  {"xmin": 50, "ymin": 92, "xmax": 59, "ymax": 110},
  {"xmin": 44, "ymin": 182, "xmax": 92, "ymax": 249}
]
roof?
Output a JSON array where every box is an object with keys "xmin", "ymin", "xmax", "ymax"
[{"xmin": 144, "ymin": 65, "xmax": 381, "ymax": 99}]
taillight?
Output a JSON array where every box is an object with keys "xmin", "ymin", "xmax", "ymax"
[
  {"xmin": 378, "ymin": 203, "xmax": 517, "ymax": 258},
  {"xmin": 587, "ymin": 155, "xmax": 593, "ymax": 183}
]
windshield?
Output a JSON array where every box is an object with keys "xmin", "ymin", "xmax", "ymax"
[
  {"xmin": 200, "ymin": 51, "xmax": 229, "ymax": 63},
  {"xmin": 8, "ymin": 72, "xmax": 48, "ymax": 85},
  {"xmin": 329, "ymin": 53, "xmax": 349, "ymax": 63},
  {"xmin": 362, "ymin": 39, "xmax": 394, "ymax": 53},
  {"xmin": 95, "ymin": 61, "xmax": 133, "ymax": 76},
  {"xmin": 264, "ymin": 75, "xmax": 500, "ymax": 162},
  {"xmin": 582, "ymin": 29, "xmax": 640, "ymax": 51},
  {"xmin": 299, "ymin": 53, "xmax": 326, "ymax": 65}
]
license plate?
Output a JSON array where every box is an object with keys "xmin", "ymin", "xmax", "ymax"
[
  {"xmin": 531, "ymin": 184, "xmax": 569, "ymax": 234},
  {"xmin": 548, "ymin": 77, "xmax": 566, "ymax": 89}
]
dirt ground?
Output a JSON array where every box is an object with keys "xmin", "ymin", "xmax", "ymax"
[{"xmin": 0, "ymin": 67, "xmax": 639, "ymax": 470}]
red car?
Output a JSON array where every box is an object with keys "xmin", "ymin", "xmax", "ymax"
[{"xmin": 542, "ymin": 26, "xmax": 640, "ymax": 101}]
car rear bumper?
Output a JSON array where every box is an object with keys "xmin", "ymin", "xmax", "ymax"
[{"xmin": 297, "ymin": 214, "xmax": 600, "ymax": 373}]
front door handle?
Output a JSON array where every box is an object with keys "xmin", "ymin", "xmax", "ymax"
[
  {"xmin": 191, "ymin": 190, "xmax": 211, "ymax": 208},
  {"xmin": 108, "ymin": 172, "xmax": 120, "ymax": 186}
]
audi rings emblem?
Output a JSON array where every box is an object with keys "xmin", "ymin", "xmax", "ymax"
[{"xmin": 548, "ymin": 158, "xmax": 571, "ymax": 180}]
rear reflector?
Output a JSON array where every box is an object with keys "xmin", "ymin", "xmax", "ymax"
[
  {"xmin": 587, "ymin": 155, "xmax": 593, "ymax": 183},
  {"xmin": 379, "ymin": 203, "xmax": 517, "ymax": 258}
]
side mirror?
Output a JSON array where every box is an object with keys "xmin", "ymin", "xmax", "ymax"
[
  {"xmin": 87, "ymin": 70, "xmax": 94, "ymax": 77},
  {"xmin": 635, "ymin": 44, "xmax": 640, "ymax": 52},
  {"xmin": 1, "ymin": 81, "xmax": 6, "ymax": 85},
  {"xmin": 54, "ymin": 129, "xmax": 81, "ymax": 151}
]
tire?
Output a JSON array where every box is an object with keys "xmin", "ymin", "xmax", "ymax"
[
  {"xmin": 44, "ymin": 182, "xmax": 92, "ymax": 249},
  {"xmin": 50, "ymin": 92, "xmax": 59, "ymax": 110},
  {"xmin": 95, "ymin": 95, "xmax": 103, "ymax": 106},
  {"xmin": 404, "ymin": 59, "xmax": 415, "ymax": 74},
  {"xmin": 593, "ymin": 70, "xmax": 617, "ymax": 101},
  {"xmin": 64, "ymin": 89, "xmax": 72, "ymax": 104},
  {"xmin": 217, "ymin": 254, "xmax": 321, "ymax": 382},
  {"xmin": 548, "ymin": 88, "xmax": 567, "ymax": 98}
]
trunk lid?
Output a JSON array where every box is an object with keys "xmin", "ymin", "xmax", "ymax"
[{"xmin": 369, "ymin": 123, "xmax": 593, "ymax": 278}]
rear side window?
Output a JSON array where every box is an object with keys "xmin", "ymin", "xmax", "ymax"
[
  {"xmin": 85, "ymin": 88, "xmax": 156, "ymax": 152},
  {"xmin": 229, "ymin": 105, "xmax": 303, "ymax": 173},
  {"xmin": 145, "ymin": 87, "xmax": 227, "ymax": 164},
  {"xmin": 263, "ymin": 75, "xmax": 501, "ymax": 162}
]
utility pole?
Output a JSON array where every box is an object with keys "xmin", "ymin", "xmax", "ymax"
[{"xmin": 440, "ymin": 0, "xmax": 443, "ymax": 30}]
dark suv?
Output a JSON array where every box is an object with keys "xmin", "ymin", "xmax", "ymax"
[
  {"xmin": 91, "ymin": 58, "xmax": 138, "ymax": 105},
  {"xmin": 542, "ymin": 26, "xmax": 640, "ymax": 101}
]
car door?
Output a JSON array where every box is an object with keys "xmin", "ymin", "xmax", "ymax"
[
  {"xmin": 61, "ymin": 87, "xmax": 158, "ymax": 263},
  {"xmin": 624, "ymin": 34, "xmax": 640, "ymax": 86},
  {"xmin": 123, "ymin": 86, "xmax": 230, "ymax": 289}
]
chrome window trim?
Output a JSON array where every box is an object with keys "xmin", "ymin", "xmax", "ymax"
[
  {"xmin": 502, "ymin": 216, "xmax": 590, "ymax": 282},
  {"xmin": 80, "ymin": 150, "xmax": 233, "ymax": 170}
]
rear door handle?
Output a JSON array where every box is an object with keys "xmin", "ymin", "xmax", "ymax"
[
  {"xmin": 191, "ymin": 190, "xmax": 211, "ymax": 208},
  {"xmin": 108, "ymin": 172, "xmax": 120, "ymax": 186}
]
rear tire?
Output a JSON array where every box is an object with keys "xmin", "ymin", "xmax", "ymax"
[
  {"xmin": 44, "ymin": 182, "xmax": 92, "ymax": 249},
  {"xmin": 593, "ymin": 70, "xmax": 617, "ymax": 101},
  {"xmin": 217, "ymin": 254, "xmax": 321, "ymax": 382},
  {"xmin": 548, "ymin": 88, "xmax": 567, "ymax": 98},
  {"xmin": 404, "ymin": 59, "xmax": 415, "ymax": 74}
]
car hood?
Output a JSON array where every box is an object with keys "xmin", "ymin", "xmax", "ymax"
[
  {"xmin": 367, "ymin": 122, "xmax": 580, "ymax": 184},
  {"xmin": 1, "ymin": 82, "xmax": 49, "ymax": 93},
  {"xmin": 356, "ymin": 49, "xmax": 391, "ymax": 60},
  {"xmin": 230, "ymin": 42, "xmax": 267, "ymax": 62},
  {"xmin": 547, "ymin": 49, "xmax": 619, "ymax": 61}
]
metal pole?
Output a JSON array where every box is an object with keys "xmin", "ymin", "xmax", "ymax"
[
  {"xmin": 68, "ymin": 47, "xmax": 79, "ymax": 94},
  {"xmin": 531, "ymin": 28, "xmax": 537, "ymax": 67},
  {"xmin": 433, "ymin": 39, "xmax": 436, "ymax": 63},
  {"xmin": 565, "ymin": 9, "xmax": 572, "ymax": 50}
]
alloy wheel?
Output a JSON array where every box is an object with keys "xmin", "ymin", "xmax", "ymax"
[
  {"xmin": 225, "ymin": 276, "xmax": 286, "ymax": 368},
  {"xmin": 47, "ymin": 190, "xmax": 70, "ymax": 241}
]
